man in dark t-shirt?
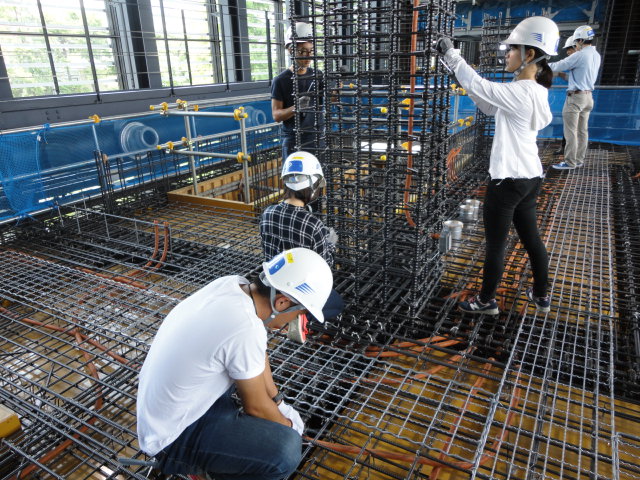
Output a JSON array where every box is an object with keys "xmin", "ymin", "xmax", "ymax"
[{"xmin": 271, "ymin": 22, "xmax": 325, "ymax": 161}]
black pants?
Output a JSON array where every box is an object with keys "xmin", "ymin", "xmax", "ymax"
[{"xmin": 480, "ymin": 177, "xmax": 549, "ymax": 301}]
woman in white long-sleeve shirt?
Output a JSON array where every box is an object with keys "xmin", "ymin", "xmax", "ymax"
[{"xmin": 436, "ymin": 16, "xmax": 560, "ymax": 315}]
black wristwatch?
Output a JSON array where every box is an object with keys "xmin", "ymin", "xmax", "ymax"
[{"xmin": 272, "ymin": 392, "xmax": 284, "ymax": 405}]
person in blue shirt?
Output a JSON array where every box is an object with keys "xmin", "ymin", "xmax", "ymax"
[
  {"xmin": 553, "ymin": 35, "xmax": 577, "ymax": 155},
  {"xmin": 549, "ymin": 25, "xmax": 602, "ymax": 170}
]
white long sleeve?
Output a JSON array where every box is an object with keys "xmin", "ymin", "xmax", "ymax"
[{"xmin": 443, "ymin": 49, "xmax": 552, "ymax": 179}]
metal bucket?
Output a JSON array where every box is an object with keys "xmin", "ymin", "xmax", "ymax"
[
  {"xmin": 459, "ymin": 204, "xmax": 475, "ymax": 223},
  {"xmin": 464, "ymin": 199, "xmax": 481, "ymax": 220}
]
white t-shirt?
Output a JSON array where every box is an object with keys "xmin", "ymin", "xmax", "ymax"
[
  {"xmin": 445, "ymin": 50, "xmax": 553, "ymax": 180},
  {"xmin": 136, "ymin": 275, "xmax": 268, "ymax": 456}
]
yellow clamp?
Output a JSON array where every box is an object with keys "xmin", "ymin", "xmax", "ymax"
[
  {"xmin": 451, "ymin": 84, "xmax": 457, "ymax": 90},
  {"xmin": 380, "ymin": 107, "xmax": 388, "ymax": 114},
  {"xmin": 160, "ymin": 102, "xmax": 169, "ymax": 112},
  {"xmin": 176, "ymin": 99, "xmax": 187, "ymax": 109},
  {"xmin": 88, "ymin": 114, "xmax": 101, "ymax": 124},
  {"xmin": 181, "ymin": 137, "xmax": 191, "ymax": 147},
  {"xmin": 457, "ymin": 119, "xmax": 465, "ymax": 126},
  {"xmin": 380, "ymin": 154, "xmax": 387, "ymax": 161},
  {"xmin": 194, "ymin": 105, "xmax": 200, "ymax": 112},
  {"xmin": 156, "ymin": 141, "xmax": 175, "ymax": 151},
  {"xmin": 150, "ymin": 102, "xmax": 169, "ymax": 112},
  {"xmin": 236, "ymin": 152, "xmax": 251, "ymax": 163},
  {"xmin": 233, "ymin": 108, "xmax": 249, "ymax": 121}
]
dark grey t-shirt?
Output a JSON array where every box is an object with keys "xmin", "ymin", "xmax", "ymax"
[{"xmin": 271, "ymin": 68, "xmax": 324, "ymax": 134}]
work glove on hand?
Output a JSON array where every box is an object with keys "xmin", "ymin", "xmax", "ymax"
[
  {"xmin": 435, "ymin": 37, "xmax": 454, "ymax": 56},
  {"xmin": 327, "ymin": 227, "xmax": 338, "ymax": 245},
  {"xmin": 298, "ymin": 95, "xmax": 313, "ymax": 112},
  {"xmin": 278, "ymin": 401, "xmax": 305, "ymax": 435}
]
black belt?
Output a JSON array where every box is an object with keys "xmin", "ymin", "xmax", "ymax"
[{"xmin": 567, "ymin": 90, "xmax": 592, "ymax": 96}]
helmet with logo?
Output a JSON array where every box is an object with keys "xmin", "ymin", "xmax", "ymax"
[
  {"xmin": 573, "ymin": 25, "xmax": 595, "ymax": 42},
  {"xmin": 281, "ymin": 151, "xmax": 326, "ymax": 191},
  {"xmin": 501, "ymin": 16, "xmax": 560, "ymax": 56},
  {"xmin": 285, "ymin": 22, "xmax": 313, "ymax": 48},
  {"xmin": 261, "ymin": 248, "xmax": 332, "ymax": 323},
  {"xmin": 563, "ymin": 35, "xmax": 576, "ymax": 50}
]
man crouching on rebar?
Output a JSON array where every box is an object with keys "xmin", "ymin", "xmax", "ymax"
[{"xmin": 136, "ymin": 248, "xmax": 332, "ymax": 480}]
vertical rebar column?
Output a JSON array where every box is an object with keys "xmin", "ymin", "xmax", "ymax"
[
  {"xmin": 239, "ymin": 114, "xmax": 251, "ymax": 203},
  {"xmin": 183, "ymin": 113, "xmax": 199, "ymax": 195},
  {"xmin": 319, "ymin": 0, "xmax": 457, "ymax": 317}
]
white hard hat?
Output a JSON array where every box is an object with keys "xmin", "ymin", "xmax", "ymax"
[
  {"xmin": 501, "ymin": 16, "xmax": 560, "ymax": 56},
  {"xmin": 563, "ymin": 35, "xmax": 576, "ymax": 49},
  {"xmin": 281, "ymin": 151, "xmax": 326, "ymax": 191},
  {"xmin": 573, "ymin": 25, "xmax": 595, "ymax": 41},
  {"xmin": 285, "ymin": 22, "xmax": 313, "ymax": 48},
  {"xmin": 262, "ymin": 248, "xmax": 333, "ymax": 323}
]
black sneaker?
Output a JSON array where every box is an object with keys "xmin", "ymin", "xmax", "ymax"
[
  {"xmin": 526, "ymin": 287, "xmax": 551, "ymax": 313},
  {"xmin": 459, "ymin": 296, "xmax": 499, "ymax": 315}
]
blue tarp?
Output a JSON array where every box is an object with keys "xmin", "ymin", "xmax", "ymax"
[
  {"xmin": 0, "ymin": 101, "xmax": 273, "ymax": 222},
  {"xmin": 453, "ymin": 87, "xmax": 640, "ymax": 146}
]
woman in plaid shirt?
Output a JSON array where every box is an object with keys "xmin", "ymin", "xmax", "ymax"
[{"xmin": 260, "ymin": 151, "xmax": 343, "ymax": 337}]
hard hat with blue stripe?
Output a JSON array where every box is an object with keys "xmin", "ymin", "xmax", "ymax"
[{"xmin": 261, "ymin": 248, "xmax": 333, "ymax": 323}]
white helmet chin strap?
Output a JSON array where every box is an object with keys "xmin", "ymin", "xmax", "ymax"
[
  {"xmin": 260, "ymin": 273, "xmax": 305, "ymax": 326},
  {"xmin": 512, "ymin": 45, "xmax": 549, "ymax": 79}
]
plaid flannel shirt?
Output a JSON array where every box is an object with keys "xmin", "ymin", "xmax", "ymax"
[{"xmin": 259, "ymin": 202, "xmax": 334, "ymax": 267}]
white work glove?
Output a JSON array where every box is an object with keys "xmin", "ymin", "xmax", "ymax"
[
  {"xmin": 327, "ymin": 227, "xmax": 338, "ymax": 245},
  {"xmin": 435, "ymin": 37, "xmax": 454, "ymax": 56},
  {"xmin": 278, "ymin": 401, "xmax": 305, "ymax": 435},
  {"xmin": 298, "ymin": 95, "xmax": 313, "ymax": 112}
]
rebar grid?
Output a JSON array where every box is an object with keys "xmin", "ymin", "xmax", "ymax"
[
  {"xmin": 269, "ymin": 333, "xmax": 513, "ymax": 480},
  {"xmin": 474, "ymin": 147, "xmax": 634, "ymax": 480},
  {"xmin": 1, "ymin": 144, "xmax": 640, "ymax": 479},
  {"xmin": 0, "ymin": 251, "xmax": 177, "ymax": 479}
]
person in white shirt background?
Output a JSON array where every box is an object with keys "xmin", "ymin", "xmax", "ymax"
[
  {"xmin": 436, "ymin": 16, "xmax": 558, "ymax": 315},
  {"xmin": 554, "ymin": 35, "xmax": 577, "ymax": 156},
  {"xmin": 549, "ymin": 25, "xmax": 602, "ymax": 170},
  {"xmin": 136, "ymin": 248, "xmax": 332, "ymax": 480}
]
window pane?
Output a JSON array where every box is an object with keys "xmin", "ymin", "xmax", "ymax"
[
  {"xmin": 246, "ymin": 0, "xmax": 278, "ymax": 81},
  {"xmin": 50, "ymin": 36, "xmax": 95, "ymax": 94},
  {"xmin": 189, "ymin": 40, "xmax": 216, "ymax": 84},
  {"xmin": 0, "ymin": 34, "xmax": 55, "ymax": 97},
  {"xmin": 0, "ymin": 0, "xmax": 120, "ymax": 97},
  {"xmin": 150, "ymin": 0, "xmax": 219, "ymax": 87}
]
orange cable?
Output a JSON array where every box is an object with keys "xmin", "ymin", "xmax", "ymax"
[
  {"xmin": 402, "ymin": 0, "xmax": 422, "ymax": 227},
  {"xmin": 303, "ymin": 370, "xmax": 523, "ymax": 474},
  {"xmin": 15, "ymin": 329, "xmax": 105, "ymax": 479},
  {"xmin": 430, "ymin": 360, "xmax": 493, "ymax": 479}
]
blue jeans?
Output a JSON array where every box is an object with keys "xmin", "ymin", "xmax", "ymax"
[
  {"xmin": 157, "ymin": 387, "xmax": 302, "ymax": 480},
  {"xmin": 480, "ymin": 177, "xmax": 549, "ymax": 301},
  {"xmin": 320, "ymin": 289, "xmax": 344, "ymax": 321},
  {"xmin": 281, "ymin": 131, "xmax": 325, "ymax": 161}
]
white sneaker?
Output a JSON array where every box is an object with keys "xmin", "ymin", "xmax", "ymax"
[{"xmin": 287, "ymin": 314, "xmax": 309, "ymax": 343}]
